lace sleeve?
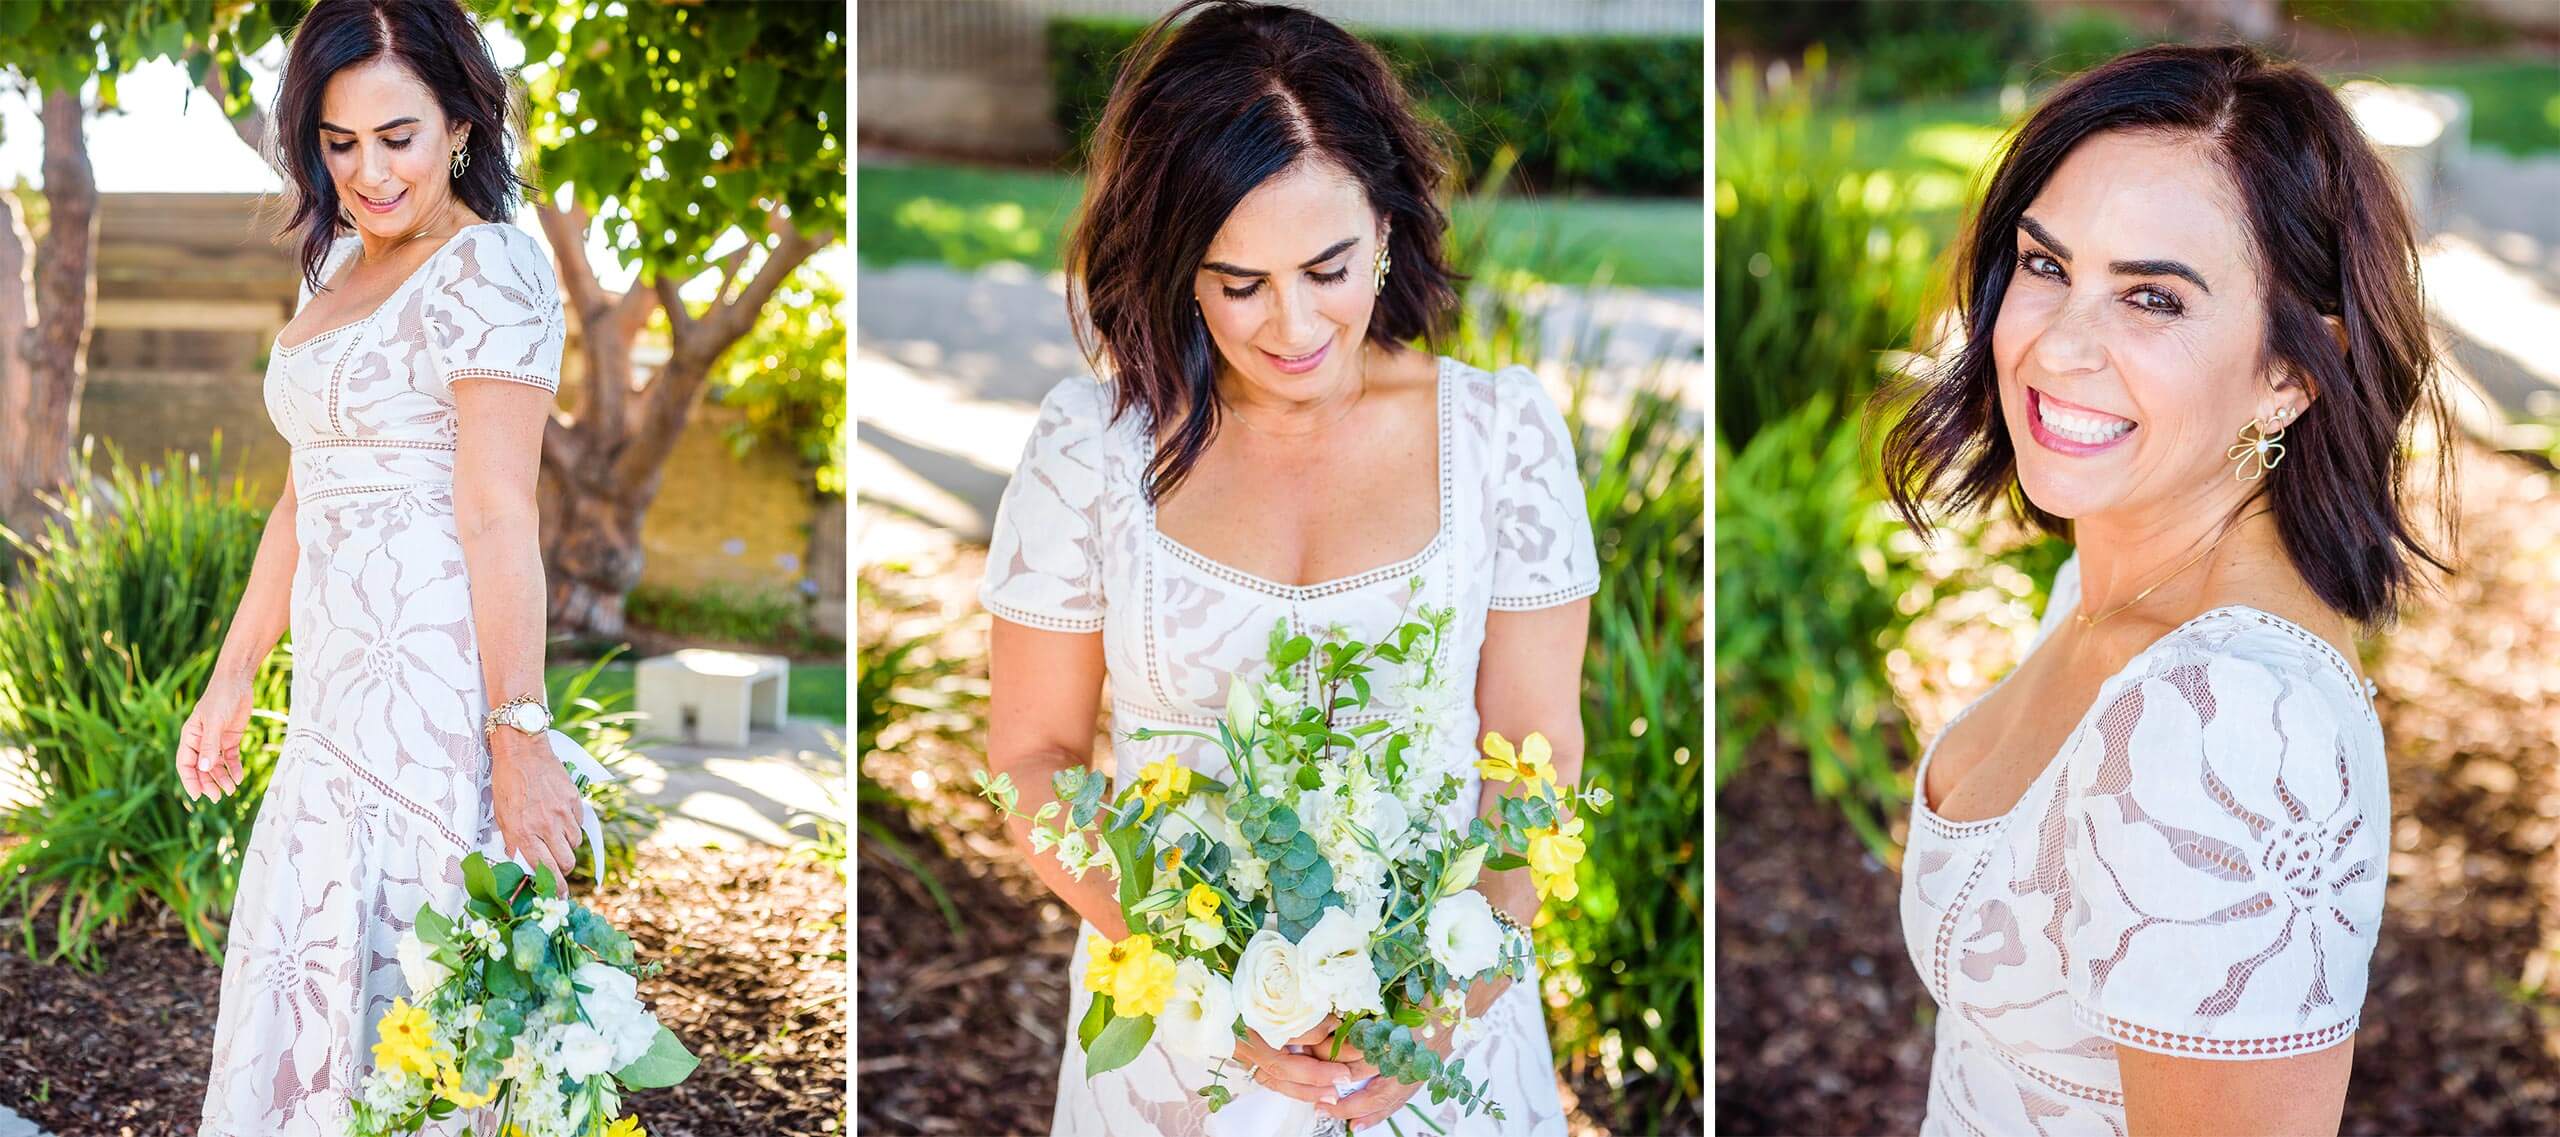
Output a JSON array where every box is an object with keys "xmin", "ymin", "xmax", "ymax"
[
  {"xmin": 2064, "ymin": 641, "xmax": 2387, "ymax": 1059},
  {"xmin": 425, "ymin": 226, "xmax": 565, "ymax": 394},
  {"xmin": 978, "ymin": 378, "xmax": 1111, "ymax": 633},
  {"xmin": 1487, "ymin": 366, "xmax": 1599, "ymax": 610}
]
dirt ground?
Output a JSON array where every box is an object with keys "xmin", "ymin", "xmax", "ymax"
[
  {"xmin": 0, "ymin": 843, "xmax": 846, "ymax": 1137},
  {"xmin": 1718, "ymin": 439, "xmax": 2560, "ymax": 1135}
]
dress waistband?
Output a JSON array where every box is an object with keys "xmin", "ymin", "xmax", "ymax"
[{"xmin": 293, "ymin": 441, "xmax": 458, "ymax": 501}]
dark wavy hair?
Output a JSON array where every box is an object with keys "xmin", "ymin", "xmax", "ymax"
[
  {"xmin": 1064, "ymin": 0, "xmax": 1464, "ymax": 503},
  {"xmin": 1877, "ymin": 43, "xmax": 2454, "ymax": 627},
  {"xmin": 274, "ymin": 0, "xmax": 532, "ymax": 293}
]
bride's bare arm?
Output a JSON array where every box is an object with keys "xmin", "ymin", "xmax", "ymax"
[
  {"xmin": 452, "ymin": 379, "xmax": 581, "ymax": 882},
  {"xmin": 177, "ymin": 475, "xmax": 303, "ymax": 800},
  {"xmin": 1472, "ymin": 597, "xmax": 1593, "ymax": 930},
  {"xmin": 985, "ymin": 617, "xmax": 1127, "ymax": 940}
]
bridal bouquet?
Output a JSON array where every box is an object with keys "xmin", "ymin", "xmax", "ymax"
[
  {"xmin": 978, "ymin": 603, "xmax": 1610, "ymax": 1129},
  {"xmin": 344, "ymin": 852, "xmax": 698, "ymax": 1137}
]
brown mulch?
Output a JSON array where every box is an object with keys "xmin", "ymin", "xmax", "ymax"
[
  {"xmin": 0, "ymin": 842, "xmax": 844, "ymax": 1137},
  {"xmin": 1718, "ymin": 439, "xmax": 2560, "ymax": 1136}
]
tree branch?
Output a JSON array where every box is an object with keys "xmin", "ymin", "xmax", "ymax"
[
  {"xmin": 198, "ymin": 61, "xmax": 273, "ymax": 163},
  {"xmin": 535, "ymin": 203, "xmax": 607, "ymax": 320}
]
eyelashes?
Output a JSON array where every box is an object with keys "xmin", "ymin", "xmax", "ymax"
[
  {"xmin": 324, "ymin": 137, "xmax": 415, "ymax": 155},
  {"xmin": 2014, "ymin": 249, "xmax": 2186, "ymax": 317},
  {"xmin": 1217, "ymin": 264, "xmax": 1354, "ymax": 301}
]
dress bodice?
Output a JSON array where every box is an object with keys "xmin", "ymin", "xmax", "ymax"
[
  {"xmin": 1898, "ymin": 553, "xmax": 2391, "ymax": 1135},
  {"xmin": 981, "ymin": 356, "xmax": 1599, "ymax": 791},
  {"xmin": 264, "ymin": 223, "xmax": 565, "ymax": 504}
]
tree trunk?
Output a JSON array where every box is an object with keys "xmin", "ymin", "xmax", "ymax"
[
  {"xmin": 0, "ymin": 90, "xmax": 99, "ymax": 542},
  {"xmin": 532, "ymin": 205, "xmax": 829, "ymax": 638}
]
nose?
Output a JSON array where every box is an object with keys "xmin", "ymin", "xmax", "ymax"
[
  {"xmin": 360, "ymin": 141, "xmax": 395, "ymax": 188},
  {"xmin": 2026, "ymin": 290, "xmax": 2108, "ymax": 378},
  {"xmin": 1270, "ymin": 277, "xmax": 1324, "ymax": 349}
]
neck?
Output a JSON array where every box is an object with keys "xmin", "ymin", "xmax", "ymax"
[
  {"xmin": 356, "ymin": 198, "xmax": 468, "ymax": 264},
  {"xmin": 1215, "ymin": 341, "xmax": 1371, "ymax": 438},
  {"xmin": 2071, "ymin": 485, "xmax": 2278, "ymax": 623}
]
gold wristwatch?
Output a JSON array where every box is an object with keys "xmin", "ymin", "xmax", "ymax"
[{"xmin": 483, "ymin": 694, "xmax": 553, "ymax": 742}]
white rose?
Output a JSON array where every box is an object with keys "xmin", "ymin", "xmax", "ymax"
[
  {"xmin": 1157, "ymin": 959, "xmax": 1240, "ymax": 1061},
  {"xmin": 1234, "ymin": 928, "xmax": 1329, "ymax": 1048},
  {"xmin": 1363, "ymin": 790, "xmax": 1413, "ymax": 860},
  {"xmin": 548, "ymin": 1021, "xmax": 615, "ymax": 1079},
  {"xmin": 574, "ymin": 962, "xmax": 659, "ymax": 1067},
  {"xmin": 1424, "ymin": 890, "xmax": 1504, "ymax": 980},
  {"xmin": 395, "ymin": 926, "xmax": 452, "ymax": 994},
  {"xmin": 1296, "ymin": 907, "xmax": 1385, "ymax": 1017}
]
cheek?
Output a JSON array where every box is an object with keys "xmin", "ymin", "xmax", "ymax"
[{"xmin": 1987, "ymin": 282, "xmax": 2051, "ymax": 376}]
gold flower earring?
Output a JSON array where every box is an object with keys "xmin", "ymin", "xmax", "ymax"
[
  {"xmin": 2228, "ymin": 407, "xmax": 2291, "ymax": 481},
  {"xmin": 1373, "ymin": 229, "xmax": 1392, "ymax": 295},
  {"xmin": 450, "ymin": 144, "xmax": 470, "ymax": 179}
]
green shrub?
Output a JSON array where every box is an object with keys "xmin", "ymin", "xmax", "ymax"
[
  {"xmin": 2287, "ymin": 0, "xmax": 2512, "ymax": 44},
  {"xmin": 627, "ymin": 581, "xmax": 834, "ymax": 654},
  {"xmin": 0, "ymin": 443, "xmax": 287, "ymax": 965},
  {"xmin": 2038, "ymin": 9, "xmax": 2152, "ymax": 78},
  {"xmin": 1715, "ymin": 48, "xmax": 1933, "ymax": 450},
  {"xmin": 547, "ymin": 649, "xmax": 653, "ymax": 887},
  {"xmin": 1718, "ymin": 0, "xmax": 2036, "ymax": 102},
  {"xmin": 1715, "ymin": 397, "xmax": 1916, "ymax": 861},
  {"xmin": 1444, "ymin": 180, "xmax": 1704, "ymax": 1127},
  {"xmin": 1047, "ymin": 17, "xmax": 1704, "ymax": 196},
  {"xmin": 853, "ymin": 570, "xmax": 986, "ymax": 937}
]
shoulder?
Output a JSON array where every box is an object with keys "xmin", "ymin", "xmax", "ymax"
[
  {"xmin": 440, "ymin": 223, "xmax": 555, "ymax": 291},
  {"xmin": 1033, "ymin": 373, "xmax": 1116, "ymax": 432},
  {"xmin": 2079, "ymin": 609, "xmax": 2382, "ymax": 800}
]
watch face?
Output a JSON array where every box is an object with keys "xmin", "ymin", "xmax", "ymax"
[{"xmin": 509, "ymin": 703, "xmax": 549, "ymax": 732}]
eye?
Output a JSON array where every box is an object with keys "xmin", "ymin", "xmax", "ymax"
[
  {"xmin": 2016, "ymin": 250, "xmax": 2064, "ymax": 281},
  {"xmin": 1310, "ymin": 265, "xmax": 1351, "ymax": 286},
  {"xmin": 2127, "ymin": 286, "xmax": 2184, "ymax": 316},
  {"xmin": 326, "ymin": 140, "xmax": 355, "ymax": 154},
  {"xmin": 385, "ymin": 136, "xmax": 413, "ymax": 150},
  {"xmin": 1220, "ymin": 280, "xmax": 1262, "ymax": 300}
]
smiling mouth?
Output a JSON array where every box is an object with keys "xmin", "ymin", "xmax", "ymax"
[
  {"xmin": 357, "ymin": 189, "xmax": 407, "ymax": 212},
  {"xmin": 2031, "ymin": 386, "xmax": 2137, "ymax": 445}
]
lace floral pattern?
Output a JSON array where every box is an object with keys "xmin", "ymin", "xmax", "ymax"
[
  {"xmin": 203, "ymin": 224, "xmax": 564, "ymax": 1136},
  {"xmin": 1898, "ymin": 554, "xmax": 2389, "ymax": 1136},
  {"xmin": 979, "ymin": 358, "xmax": 1599, "ymax": 1135}
]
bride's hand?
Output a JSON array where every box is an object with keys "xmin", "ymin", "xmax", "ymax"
[
  {"xmin": 1318, "ymin": 975, "xmax": 1513, "ymax": 1130},
  {"xmin": 175, "ymin": 680, "xmax": 255, "ymax": 801},
  {"xmin": 1232, "ymin": 1015, "xmax": 1359, "ymax": 1106},
  {"xmin": 490, "ymin": 729, "xmax": 583, "ymax": 885}
]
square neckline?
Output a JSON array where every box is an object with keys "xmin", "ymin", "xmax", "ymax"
[
  {"xmin": 274, "ymin": 222, "xmax": 507, "ymax": 355},
  {"xmin": 1141, "ymin": 354, "xmax": 1454, "ymax": 598},
  {"xmin": 1912, "ymin": 597, "xmax": 2372, "ymax": 834}
]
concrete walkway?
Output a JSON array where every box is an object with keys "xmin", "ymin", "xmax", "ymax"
[
  {"xmin": 2420, "ymin": 148, "xmax": 2560, "ymax": 446},
  {"xmin": 619, "ymin": 715, "xmax": 845, "ymax": 851},
  {"xmin": 0, "ymin": 1103, "xmax": 43, "ymax": 1137},
  {"xmin": 855, "ymin": 260, "xmax": 1706, "ymax": 542}
]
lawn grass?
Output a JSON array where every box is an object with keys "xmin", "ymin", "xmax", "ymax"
[
  {"xmin": 857, "ymin": 160, "xmax": 1705, "ymax": 288},
  {"xmin": 548, "ymin": 662, "xmax": 848, "ymax": 726}
]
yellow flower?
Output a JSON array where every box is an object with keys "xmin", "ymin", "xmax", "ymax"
[
  {"xmin": 1084, "ymin": 931, "xmax": 1177, "ymax": 1016},
  {"xmin": 603, "ymin": 1118, "xmax": 648, "ymax": 1137},
  {"xmin": 1527, "ymin": 814, "xmax": 1588, "ymax": 903},
  {"xmin": 1132, "ymin": 756, "xmax": 1195, "ymax": 818},
  {"xmin": 433, "ymin": 1056, "xmax": 498, "ymax": 1108},
  {"xmin": 370, "ymin": 997, "xmax": 443, "ymax": 1077},
  {"xmin": 1113, "ymin": 945, "xmax": 1180, "ymax": 1017},
  {"xmin": 1185, "ymin": 882, "xmax": 1221, "ymax": 921},
  {"xmin": 1477, "ymin": 731, "xmax": 1557, "ymax": 792},
  {"xmin": 1161, "ymin": 846, "xmax": 1184, "ymax": 873}
]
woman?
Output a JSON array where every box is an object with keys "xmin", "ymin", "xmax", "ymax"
[
  {"xmin": 1880, "ymin": 45, "xmax": 2453, "ymax": 1136},
  {"xmin": 178, "ymin": 2, "xmax": 584, "ymax": 1133},
  {"xmin": 977, "ymin": 2, "xmax": 1596, "ymax": 1133}
]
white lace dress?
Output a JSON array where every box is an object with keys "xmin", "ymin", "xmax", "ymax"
[
  {"xmin": 1898, "ymin": 553, "xmax": 2390, "ymax": 1136},
  {"xmin": 979, "ymin": 357, "xmax": 1598, "ymax": 1136},
  {"xmin": 201, "ymin": 223, "xmax": 566, "ymax": 1136}
]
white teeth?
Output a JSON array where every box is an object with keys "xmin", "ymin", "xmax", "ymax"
[{"xmin": 2037, "ymin": 395, "xmax": 2134, "ymax": 444}]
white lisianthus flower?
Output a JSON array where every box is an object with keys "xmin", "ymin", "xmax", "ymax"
[
  {"xmin": 395, "ymin": 926, "xmax": 452, "ymax": 994},
  {"xmin": 1225, "ymin": 674, "xmax": 1264, "ymax": 736},
  {"xmin": 1424, "ymin": 890, "xmax": 1504, "ymax": 980},
  {"xmin": 1363, "ymin": 789, "xmax": 1414, "ymax": 861},
  {"xmin": 1157, "ymin": 958, "xmax": 1240, "ymax": 1061},
  {"xmin": 1296, "ymin": 907, "xmax": 1385, "ymax": 1017},
  {"xmin": 1261, "ymin": 677, "xmax": 1303, "ymax": 718},
  {"xmin": 574, "ymin": 961, "xmax": 661, "ymax": 1068},
  {"xmin": 1226, "ymin": 851, "xmax": 1270, "ymax": 900},
  {"xmin": 1234, "ymin": 928, "xmax": 1329, "ymax": 1048},
  {"xmin": 1439, "ymin": 843, "xmax": 1489, "ymax": 899},
  {"xmin": 549, "ymin": 1021, "xmax": 616, "ymax": 1078}
]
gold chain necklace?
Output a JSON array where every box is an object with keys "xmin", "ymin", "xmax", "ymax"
[
  {"xmin": 2075, "ymin": 508, "xmax": 2271, "ymax": 629},
  {"xmin": 1219, "ymin": 342, "xmax": 1370, "ymax": 441}
]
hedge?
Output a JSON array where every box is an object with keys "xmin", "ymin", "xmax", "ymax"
[{"xmin": 1047, "ymin": 17, "xmax": 1704, "ymax": 197}]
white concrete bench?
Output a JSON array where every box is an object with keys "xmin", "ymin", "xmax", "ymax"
[{"xmin": 633, "ymin": 649, "xmax": 790, "ymax": 747}]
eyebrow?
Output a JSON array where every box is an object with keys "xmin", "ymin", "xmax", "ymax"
[
  {"xmin": 318, "ymin": 117, "xmax": 423, "ymax": 134},
  {"xmin": 1202, "ymin": 237, "xmax": 1360, "ymax": 278},
  {"xmin": 2018, "ymin": 216, "xmax": 2213, "ymax": 295}
]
